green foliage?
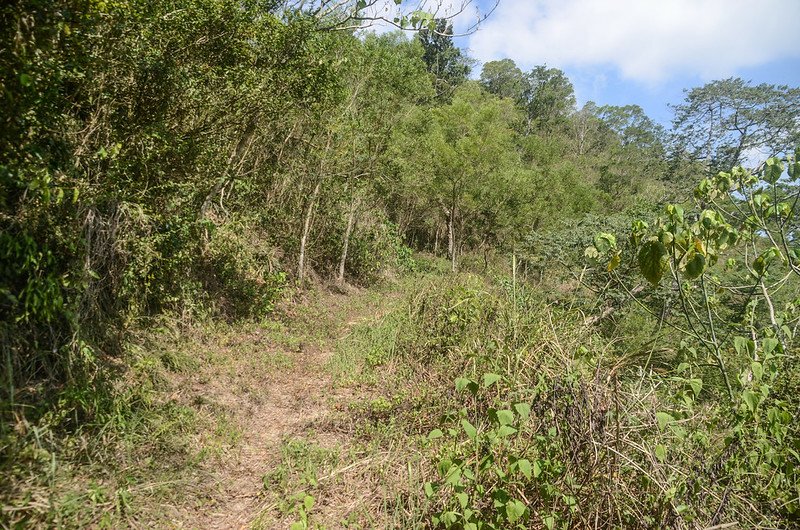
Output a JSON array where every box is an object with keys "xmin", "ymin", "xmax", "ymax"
[
  {"xmin": 357, "ymin": 271, "xmax": 799, "ymax": 528},
  {"xmin": 672, "ymin": 78, "xmax": 800, "ymax": 173},
  {"xmin": 204, "ymin": 220, "xmax": 287, "ymax": 319},
  {"xmin": 0, "ymin": 3, "xmax": 435, "ymax": 522},
  {"xmin": 342, "ymin": 219, "xmax": 416, "ymax": 282},
  {"xmin": 638, "ymin": 239, "xmax": 668, "ymax": 285},
  {"xmin": 417, "ymin": 19, "xmax": 472, "ymax": 101},
  {"xmin": 480, "ymin": 59, "xmax": 525, "ymax": 101},
  {"xmin": 520, "ymin": 65, "xmax": 576, "ymax": 133},
  {"xmin": 580, "ymin": 150, "xmax": 800, "ymax": 523},
  {"xmin": 424, "ymin": 380, "xmax": 570, "ymax": 530},
  {"xmin": 3, "ymin": 0, "xmax": 799, "ymax": 526},
  {"xmin": 260, "ymin": 438, "xmax": 340, "ymax": 528},
  {"xmin": 391, "ymin": 82, "xmax": 529, "ymax": 270}
]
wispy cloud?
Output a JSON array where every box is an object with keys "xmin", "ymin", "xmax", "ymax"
[{"xmin": 468, "ymin": 0, "xmax": 800, "ymax": 82}]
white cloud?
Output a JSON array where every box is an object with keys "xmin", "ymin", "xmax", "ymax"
[{"xmin": 468, "ymin": 0, "xmax": 800, "ymax": 82}]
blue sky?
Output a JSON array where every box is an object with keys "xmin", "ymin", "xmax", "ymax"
[
  {"xmin": 369, "ymin": 0, "xmax": 800, "ymax": 126},
  {"xmin": 459, "ymin": 0, "xmax": 800, "ymax": 126},
  {"xmin": 555, "ymin": 60, "xmax": 800, "ymax": 126}
]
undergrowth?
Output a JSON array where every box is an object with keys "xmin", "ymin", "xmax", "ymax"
[
  {"xmin": 0, "ymin": 332, "xmax": 200, "ymax": 527},
  {"xmin": 4, "ymin": 262, "xmax": 797, "ymax": 528},
  {"xmin": 322, "ymin": 269, "xmax": 797, "ymax": 529}
]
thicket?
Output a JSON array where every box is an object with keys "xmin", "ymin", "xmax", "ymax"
[{"xmin": 1, "ymin": 0, "xmax": 424, "ymax": 432}]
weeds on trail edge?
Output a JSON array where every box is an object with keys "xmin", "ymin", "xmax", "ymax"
[{"xmin": 424, "ymin": 373, "xmax": 575, "ymax": 530}]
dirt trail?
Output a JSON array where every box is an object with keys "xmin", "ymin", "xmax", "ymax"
[
  {"xmin": 165, "ymin": 288, "xmax": 381, "ymax": 529},
  {"xmin": 194, "ymin": 349, "xmax": 333, "ymax": 529}
]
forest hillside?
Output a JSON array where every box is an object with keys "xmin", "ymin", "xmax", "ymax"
[{"xmin": 2, "ymin": 1, "xmax": 800, "ymax": 528}]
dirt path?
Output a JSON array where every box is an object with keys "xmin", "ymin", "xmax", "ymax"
[
  {"xmin": 163, "ymin": 287, "xmax": 386, "ymax": 529},
  {"xmin": 192, "ymin": 347, "xmax": 334, "ymax": 529}
]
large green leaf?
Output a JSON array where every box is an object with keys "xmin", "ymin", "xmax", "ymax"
[
  {"xmin": 638, "ymin": 239, "xmax": 668, "ymax": 285},
  {"xmin": 594, "ymin": 233, "xmax": 616, "ymax": 254},
  {"xmin": 655, "ymin": 411, "xmax": 674, "ymax": 431},
  {"xmin": 496, "ymin": 425, "xmax": 517, "ymax": 438},
  {"xmin": 516, "ymin": 458, "xmax": 532, "ymax": 479},
  {"xmin": 483, "ymin": 372, "xmax": 503, "ymax": 388},
  {"xmin": 607, "ymin": 252, "xmax": 621, "ymax": 272},
  {"xmin": 303, "ymin": 495, "xmax": 314, "ymax": 511},
  {"xmin": 753, "ymin": 247, "xmax": 781, "ymax": 276},
  {"xmin": 751, "ymin": 362, "xmax": 763, "ymax": 382},
  {"xmin": 733, "ymin": 336, "xmax": 755, "ymax": 357},
  {"xmin": 456, "ymin": 492, "xmax": 468, "ymax": 509},
  {"xmin": 461, "ymin": 419, "xmax": 478, "ymax": 440},
  {"xmin": 506, "ymin": 499, "xmax": 526, "ymax": 522},
  {"xmin": 762, "ymin": 337, "xmax": 780, "ymax": 356},
  {"xmin": 427, "ymin": 429, "xmax": 444, "ymax": 440},
  {"xmin": 445, "ymin": 466, "xmax": 462, "ymax": 486},
  {"xmin": 688, "ymin": 378, "xmax": 703, "ymax": 396},
  {"xmin": 764, "ymin": 157, "xmax": 784, "ymax": 184},
  {"xmin": 455, "ymin": 377, "xmax": 478, "ymax": 394},
  {"xmin": 495, "ymin": 409, "xmax": 514, "ymax": 426},
  {"xmin": 742, "ymin": 390, "xmax": 759, "ymax": 412},
  {"xmin": 424, "ymin": 482, "xmax": 434, "ymax": 498},
  {"xmin": 666, "ymin": 203, "xmax": 684, "ymax": 223},
  {"xmin": 513, "ymin": 402, "xmax": 531, "ymax": 420},
  {"xmin": 683, "ymin": 251, "xmax": 705, "ymax": 279}
]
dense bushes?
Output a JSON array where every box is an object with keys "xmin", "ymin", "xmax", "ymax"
[
  {"xmin": 0, "ymin": 3, "xmax": 425, "ymax": 515},
  {"xmin": 0, "ymin": 1, "xmax": 423, "ymax": 413}
]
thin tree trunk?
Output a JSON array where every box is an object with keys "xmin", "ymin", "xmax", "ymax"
[
  {"xmin": 200, "ymin": 118, "xmax": 257, "ymax": 220},
  {"xmin": 298, "ymin": 179, "xmax": 322, "ymax": 288},
  {"xmin": 705, "ymin": 103, "xmax": 715, "ymax": 170},
  {"xmin": 448, "ymin": 208, "xmax": 456, "ymax": 273},
  {"xmin": 337, "ymin": 196, "xmax": 358, "ymax": 284},
  {"xmin": 732, "ymin": 123, "xmax": 749, "ymax": 168},
  {"xmin": 433, "ymin": 225, "xmax": 440, "ymax": 255}
]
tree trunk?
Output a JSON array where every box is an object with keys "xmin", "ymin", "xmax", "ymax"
[
  {"xmin": 446, "ymin": 188, "xmax": 460, "ymax": 272},
  {"xmin": 337, "ymin": 196, "xmax": 358, "ymax": 284},
  {"xmin": 705, "ymin": 103, "xmax": 715, "ymax": 169},
  {"xmin": 448, "ymin": 210, "xmax": 456, "ymax": 273},
  {"xmin": 200, "ymin": 118, "xmax": 257, "ymax": 220},
  {"xmin": 298, "ymin": 179, "xmax": 322, "ymax": 288},
  {"xmin": 732, "ymin": 123, "xmax": 749, "ymax": 168},
  {"xmin": 433, "ymin": 224, "xmax": 440, "ymax": 255}
]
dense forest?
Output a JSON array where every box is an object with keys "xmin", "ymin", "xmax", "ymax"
[{"xmin": 2, "ymin": 1, "xmax": 800, "ymax": 528}]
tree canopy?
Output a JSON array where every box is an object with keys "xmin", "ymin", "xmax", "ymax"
[
  {"xmin": 672, "ymin": 78, "xmax": 800, "ymax": 171},
  {"xmin": 417, "ymin": 19, "xmax": 472, "ymax": 100}
]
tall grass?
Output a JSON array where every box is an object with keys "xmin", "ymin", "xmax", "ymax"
[{"xmin": 338, "ymin": 271, "xmax": 796, "ymax": 528}]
